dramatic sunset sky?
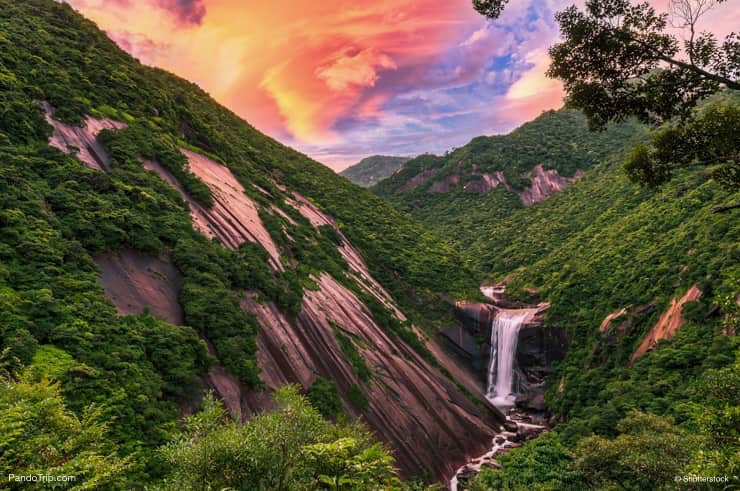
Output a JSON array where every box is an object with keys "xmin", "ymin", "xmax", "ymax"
[{"xmin": 64, "ymin": 0, "xmax": 739, "ymax": 170}]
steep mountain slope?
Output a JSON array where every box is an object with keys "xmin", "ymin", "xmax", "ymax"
[
  {"xmin": 465, "ymin": 131, "xmax": 739, "ymax": 415},
  {"xmin": 469, "ymin": 155, "xmax": 739, "ymax": 487},
  {"xmin": 0, "ymin": 0, "xmax": 503, "ymax": 484},
  {"xmin": 340, "ymin": 155, "xmax": 411, "ymax": 187},
  {"xmin": 440, "ymin": 109, "xmax": 738, "ymax": 487},
  {"xmin": 371, "ymin": 109, "xmax": 643, "ymax": 254}
]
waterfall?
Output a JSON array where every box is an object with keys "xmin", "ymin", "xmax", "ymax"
[{"xmin": 486, "ymin": 310, "xmax": 534, "ymax": 407}]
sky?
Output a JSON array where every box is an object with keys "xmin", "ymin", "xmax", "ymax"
[{"xmin": 64, "ymin": 0, "xmax": 739, "ymax": 171}]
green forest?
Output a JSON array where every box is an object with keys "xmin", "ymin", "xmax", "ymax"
[
  {"xmin": 371, "ymin": 97, "xmax": 740, "ymax": 489},
  {"xmin": 0, "ymin": 0, "xmax": 482, "ymax": 488},
  {"xmin": 0, "ymin": 0, "xmax": 738, "ymax": 489},
  {"xmin": 371, "ymin": 109, "xmax": 644, "ymax": 256}
]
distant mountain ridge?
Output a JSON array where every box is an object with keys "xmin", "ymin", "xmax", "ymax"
[
  {"xmin": 371, "ymin": 109, "xmax": 643, "ymax": 254},
  {"xmin": 340, "ymin": 155, "xmax": 410, "ymax": 187}
]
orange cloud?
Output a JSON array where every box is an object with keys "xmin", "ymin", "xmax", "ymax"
[
  {"xmin": 505, "ymin": 49, "xmax": 563, "ymax": 114},
  {"xmin": 68, "ymin": 0, "xmax": 474, "ymax": 144},
  {"xmin": 316, "ymin": 47, "xmax": 397, "ymax": 92}
]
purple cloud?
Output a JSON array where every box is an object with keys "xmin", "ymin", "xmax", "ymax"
[{"xmin": 157, "ymin": 0, "xmax": 206, "ymax": 25}]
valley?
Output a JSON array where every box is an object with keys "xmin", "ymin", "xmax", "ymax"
[{"xmin": 0, "ymin": 0, "xmax": 737, "ymax": 490}]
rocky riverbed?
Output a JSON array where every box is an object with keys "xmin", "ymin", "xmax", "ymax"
[{"xmin": 449, "ymin": 407, "xmax": 549, "ymax": 490}]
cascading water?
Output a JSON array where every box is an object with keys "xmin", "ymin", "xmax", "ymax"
[
  {"xmin": 486, "ymin": 310, "xmax": 536, "ymax": 407},
  {"xmin": 450, "ymin": 306, "xmax": 547, "ymax": 490}
]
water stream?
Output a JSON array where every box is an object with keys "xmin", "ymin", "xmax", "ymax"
[
  {"xmin": 449, "ymin": 308, "xmax": 544, "ymax": 490},
  {"xmin": 485, "ymin": 310, "xmax": 535, "ymax": 407}
]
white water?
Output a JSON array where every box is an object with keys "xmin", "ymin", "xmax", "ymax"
[
  {"xmin": 486, "ymin": 310, "xmax": 535, "ymax": 408},
  {"xmin": 450, "ymin": 307, "xmax": 544, "ymax": 490}
]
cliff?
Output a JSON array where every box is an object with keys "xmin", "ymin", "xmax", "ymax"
[{"xmin": 0, "ymin": 0, "xmax": 499, "ymax": 484}]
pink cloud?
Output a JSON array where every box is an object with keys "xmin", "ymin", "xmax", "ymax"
[{"xmin": 316, "ymin": 47, "xmax": 398, "ymax": 92}]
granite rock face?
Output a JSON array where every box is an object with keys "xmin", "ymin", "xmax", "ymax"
[
  {"xmin": 514, "ymin": 323, "xmax": 568, "ymax": 406},
  {"xmin": 93, "ymin": 144, "xmax": 504, "ymax": 482}
]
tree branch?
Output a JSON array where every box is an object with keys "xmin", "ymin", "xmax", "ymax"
[
  {"xmin": 711, "ymin": 203, "xmax": 740, "ymax": 213},
  {"xmin": 630, "ymin": 35, "xmax": 740, "ymax": 89}
]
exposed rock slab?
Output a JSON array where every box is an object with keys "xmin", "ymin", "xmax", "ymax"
[
  {"xmin": 397, "ymin": 168, "xmax": 439, "ymax": 192},
  {"xmin": 287, "ymin": 193, "xmax": 406, "ymax": 320},
  {"xmin": 144, "ymin": 151, "xmax": 283, "ymax": 271},
  {"xmin": 43, "ymin": 102, "xmax": 127, "ymax": 171},
  {"xmin": 241, "ymin": 273, "xmax": 504, "ymax": 481},
  {"xmin": 182, "ymin": 149, "xmax": 283, "ymax": 270},
  {"xmin": 95, "ymin": 247, "xmax": 183, "ymax": 325},
  {"xmin": 599, "ymin": 307, "xmax": 629, "ymax": 333},
  {"xmin": 427, "ymin": 335, "xmax": 488, "ymax": 398},
  {"xmin": 463, "ymin": 172, "xmax": 508, "ymax": 194},
  {"xmin": 429, "ymin": 174, "xmax": 461, "ymax": 193},
  {"xmin": 142, "ymin": 159, "xmax": 216, "ymax": 237},
  {"xmin": 96, "ymin": 247, "xmax": 272, "ymax": 419},
  {"xmin": 519, "ymin": 165, "xmax": 583, "ymax": 206},
  {"xmin": 630, "ymin": 285, "xmax": 702, "ymax": 364},
  {"xmin": 201, "ymin": 339, "xmax": 275, "ymax": 420}
]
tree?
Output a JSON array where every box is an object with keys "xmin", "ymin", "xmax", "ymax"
[
  {"xmin": 547, "ymin": 0, "xmax": 739, "ymax": 130},
  {"xmin": 161, "ymin": 386, "xmax": 402, "ymax": 491},
  {"xmin": 687, "ymin": 354, "xmax": 740, "ymax": 478},
  {"xmin": 303, "ymin": 437, "xmax": 400, "ymax": 490},
  {"xmin": 573, "ymin": 411, "xmax": 700, "ymax": 490},
  {"xmin": 624, "ymin": 100, "xmax": 740, "ymax": 190},
  {"xmin": 474, "ymin": 0, "xmax": 740, "ymax": 192},
  {"xmin": 0, "ymin": 375, "xmax": 130, "ymax": 490},
  {"xmin": 472, "ymin": 0, "xmax": 509, "ymax": 19}
]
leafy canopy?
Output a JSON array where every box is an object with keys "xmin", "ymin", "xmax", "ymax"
[
  {"xmin": 548, "ymin": 0, "xmax": 739, "ymax": 129},
  {"xmin": 472, "ymin": 0, "xmax": 739, "ymax": 191},
  {"xmin": 624, "ymin": 98, "xmax": 740, "ymax": 190},
  {"xmin": 472, "ymin": 0, "xmax": 509, "ymax": 19},
  {"xmin": 160, "ymin": 386, "xmax": 402, "ymax": 491}
]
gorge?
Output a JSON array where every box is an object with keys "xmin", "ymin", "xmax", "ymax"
[{"xmin": 1, "ymin": 2, "xmax": 737, "ymax": 489}]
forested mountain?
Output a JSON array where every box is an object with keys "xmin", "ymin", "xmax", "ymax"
[
  {"xmin": 371, "ymin": 98, "xmax": 739, "ymax": 487},
  {"xmin": 0, "ymin": 1, "xmax": 503, "ymax": 488},
  {"xmin": 340, "ymin": 155, "xmax": 410, "ymax": 187},
  {"xmin": 467, "ymin": 115, "xmax": 740, "ymax": 488},
  {"xmin": 1, "ymin": 0, "xmax": 738, "ymax": 489},
  {"xmin": 371, "ymin": 109, "xmax": 643, "ymax": 254}
]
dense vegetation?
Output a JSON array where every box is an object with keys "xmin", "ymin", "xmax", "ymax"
[
  {"xmin": 0, "ymin": 0, "xmax": 482, "ymax": 487},
  {"xmin": 459, "ymin": 0, "xmax": 740, "ymax": 483},
  {"xmin": 340, "ymin": 155, "xmax": 410, "ymax": 187},
  {"xmin": 1, "ymin": 0, "xmax": 736, "ymax": 488},
  {"xmin": 400, "ymin": 100, "xmax": 738, "ymax": 487},
  {"xmin": 160, "ymin": 387, "xmax": 402, "ymax": 491},
  {"xmin": 372, "ymin": 109, "xmax": 643, "ymax": 256}
]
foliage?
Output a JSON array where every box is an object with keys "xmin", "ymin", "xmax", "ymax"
[
  {"xmin": 472, "ymin": 0, "xmax": 510, "ymax": 19},
  {"xmin": 347, "ymin": 384, "xmax": 369, "ymax": 411},
  {"xmin": 373, "ymin": 108, "xmax": 643, "ymax": 260},
  {"xmin": 303, "ymin": 438, "xmax": 399, "ymax": 490},
  {"xmin": 548, "ymin": 0, "xmax": 739, "ymax": 130},
  {"xmin": 687, "ymin": 354, "xmax": 740, "ymax": 478},
  {"xmin": 307, "ymin": 377, "xmax": 344, "ymax": 420},
  {"xmin": 573, "ymin": 411, "xmax": 699, "ymax": 490},
  {"xmin": 0, "ymin": 1, "xmax": 489, "ymax": 486},
  {"xmin": 160, "ymin": 387, "xmax": 401, "ymax": 490},
  {"xmin": 0, "ymin": 375, "xmax": 130, "ymax": 490},
  {"xmin": 454, "ymin": 112, "xmax": 738, "ymax": 490},
  {"xmin": 333, "ymin": 328, "xmax": 373, "ymax": 383},
  {"xmin": 98, "ymin": 124, "xmax": 214, "ymax": 207},
  {"xmin": 470, "ymin": 432, "xmax": 583, "ymax": 491},
  {"xmin": 340, "ymin": 155, "xmax": 410, "ymax": 187},
  {"xmin": 624, "ymin": 99, "xmax": 740, "ymax": 189}
]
